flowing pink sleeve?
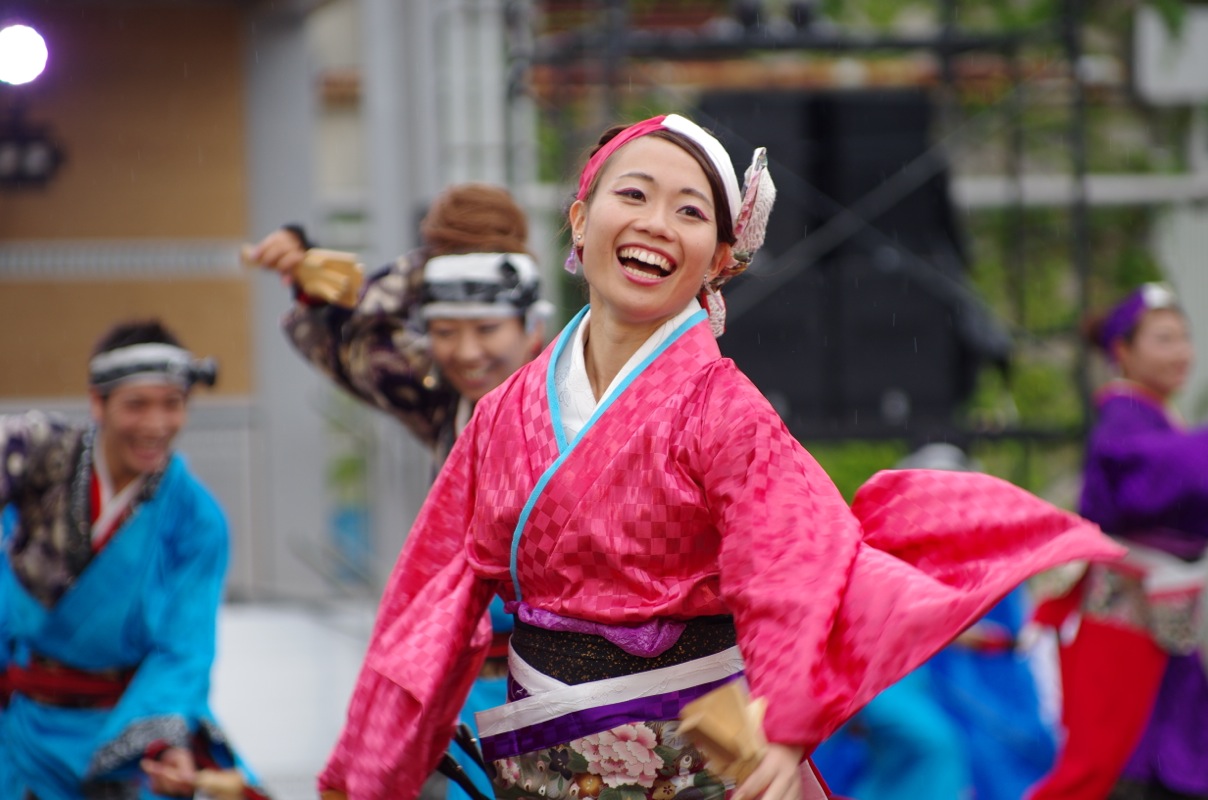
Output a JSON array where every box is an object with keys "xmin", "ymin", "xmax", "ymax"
[
  {"xmin": 703, "ymin": 377, "xmax": 864, "ymax": 750},
  {"xmin": 703, "ymin": 367, "xmax": 1124, "ymax": 751},
  {"xmin": 318, "ymin": 414, "xmax": 497, "ymax": 799}
]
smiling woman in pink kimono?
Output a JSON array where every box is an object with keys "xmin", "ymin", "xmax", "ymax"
[{"xmin": 317, "ymin": 114, "xmax": 1121, "ymax": 800}]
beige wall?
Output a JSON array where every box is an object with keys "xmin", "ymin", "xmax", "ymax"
[
  {"xmin": 0, "ymin": 279, "xmax": 251, "ymax": 397},
  {"xmin": 0, "ymin": 4, "xmax": 250, "ymax": 398}
]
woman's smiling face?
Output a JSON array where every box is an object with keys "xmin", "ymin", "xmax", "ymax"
[
  {"xmin": 570, "ymin": 136, "xmax": 731, "ymax": 333},
  {"xmin": 90, "ymin": 382, "xmax": 187, "ymax": 489},
  {"xmin": 1115, "ymin": 307, "xmax": 1193, "ymax": 400},
  {"xmin": 427, "ymin": 315, "xmax": 538, "ymax": 402}
]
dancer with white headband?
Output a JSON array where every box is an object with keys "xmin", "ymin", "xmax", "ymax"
[
  {"xmin": 317, "ymin": 114, "xmax": 1120, "ymax": 800},
  {"xmin": 248, "ymin": 183, "xmax": 553, "ymax": 471},
  {"xmin": 0, "ymin": 319, "xmax": 270, "ymax": 799},
  {"xmin": 250, "ymin": 183, "xmax": 554, "ymax": 800}
]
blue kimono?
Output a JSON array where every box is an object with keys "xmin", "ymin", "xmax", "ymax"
[
  {"xmin": 0, "ymin": 412, "xmax": 256, "ymax": 800},
  {"xmin": 812, "ymin": 590, "xmax": 1057, "ymax": 800},
  {"xmin": 927, "ymin": 588, "xmax": 1057, "ymax": 800}
]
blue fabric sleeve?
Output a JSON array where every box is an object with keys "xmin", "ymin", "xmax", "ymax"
[
  {"xmin": 87, "ymin": 475, "xmax": 231, "ymax": 778},
  {"xmin": 0, "ymin": 506, "xmax": 14, "ymax": 691}
]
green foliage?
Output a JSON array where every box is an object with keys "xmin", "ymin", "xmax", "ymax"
[
  {"xmin": 964, "ymin": 207, "xmax": 1072, "ymax": 333},
  {"xmin": 598, "ymin": 787, "xmax": 648, "ymax": 800},
  {"xmin": 567, "ymin": 749, "xmax": 590, "ymax": 773},
  {"xmin": 970, "ymin": 438, "xmax": 1084, "ymax": 505},
  {"xmin": 323, "ymin": 391, "xmax": 372, "ymax": 506},
  {"xmin": 801, "ymin": 435, "xmax": 1084, "ymax": 507},
  {"xmin": 1148, "ymin": 0, "xmax": 1188, "ymax": 35},
  {"xmin": 805, "ymin": 440, "xmax": 911, "ymax": 501},
  {"xmin": 537, "ymin": 117, "xmax": 569, "ymax": 184},
  {"xmin": 1010, "ymin": 360, "xmax": 1083, "ymax": 426}
]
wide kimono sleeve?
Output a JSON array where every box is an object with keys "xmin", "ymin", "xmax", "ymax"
[
  {"xmin": 701, "ymin": 366, "xmax": 1122, "ymax": 752},
  {"xmin": 319, "ymin": 407, "xmax": 498, "ymax": 800},
  {"xmin": 0, "ymin": 412, "xmax": 72, "ymax": 699},
  {"xmin": 84, "ymin": 472, "xmax": 231, "ymax": 781},
  {"xmin": 282, "ymin": 251, "xmax": 458, "ymax": 449},
  {"xmin": 1082, "ymin": 396, "xmax": 1208, "ymax": 530}
]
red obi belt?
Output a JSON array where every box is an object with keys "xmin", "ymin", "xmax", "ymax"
[{"xmin": 2, "ymin": 655, "xmax": 135, "ymax": 708}]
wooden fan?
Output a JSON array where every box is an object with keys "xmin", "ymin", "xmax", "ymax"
[
  {"xmin": 678, "ymin": 680, "xmax": 768, "ymax": 784},
  {"xmin": 242, "ymin": 245, "xmax": 364, "ymax": 308}
]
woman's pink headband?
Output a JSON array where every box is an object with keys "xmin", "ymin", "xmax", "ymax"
[{"xmin": 575, "ymin": 114, "xmax": 742, "ymax": 227}]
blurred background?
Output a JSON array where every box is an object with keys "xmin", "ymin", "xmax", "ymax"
[{"xmin": 2, "ymin": 0, "xmax": 1207, "ymax": 795}]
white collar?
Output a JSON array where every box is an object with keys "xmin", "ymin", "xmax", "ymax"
[
  {"xmin": 90, "ymin": 438, "xmax": 146, "ymax": 541},
  {"xmin": 554, "ymin": 301, "xmax": 701, "ymax": 442}
]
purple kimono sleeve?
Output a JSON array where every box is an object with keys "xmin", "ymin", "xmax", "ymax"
[{"xmin": 1085, "ymin": 397, "xmax": 1208, "ymax": 531}]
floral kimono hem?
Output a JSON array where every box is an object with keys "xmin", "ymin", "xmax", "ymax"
[{"xmin": 477, "ymin": 646, "xmax": 829, "ymax": 800}]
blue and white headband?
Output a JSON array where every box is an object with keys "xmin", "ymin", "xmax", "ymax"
[
  {"xmin": 89, "ymin": 343, "xmax": 218, "ymax": 394},
  {"xmin": 421, "ymin": 252, "xmax": 549, "ymax": 321}
]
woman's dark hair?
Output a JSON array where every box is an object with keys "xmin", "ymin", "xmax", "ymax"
[
  {"xmin": 91, "ymin": 319, "xmax": 184, "ymax": 358},
  {"xmin": 1081, "ymin": 311, "xmax": 1115, "ymax": 354}
]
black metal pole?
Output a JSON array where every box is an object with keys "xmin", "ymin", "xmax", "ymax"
[
  {"xmin": 1006, "ymin": 41, "xmax": 1026, "ymax": 327},
  {"xmin": 1063, "ymin": 0, "xmax": 1093, "ymax": 429},
  {"xmin": 601, "ymin": 0, "xmax": 627, "ymax": 126}
]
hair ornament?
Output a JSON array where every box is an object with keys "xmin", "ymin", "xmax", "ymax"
[
  {"xmin": 732, "ymin": 148, "xmax": 777, "ymax": 267},
  {"xmin": 701, "ymin": 284, "xmax": 728, "ymax": 338}
]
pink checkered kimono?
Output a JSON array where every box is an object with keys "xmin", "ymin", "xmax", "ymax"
[{"xmin": 318, "ymin": 306, "xmax": 1121, "ymax": 800}]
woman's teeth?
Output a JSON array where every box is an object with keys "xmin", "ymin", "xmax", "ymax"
[{"xmin": 618, "ymin": 247, "xmax": 673, "ymax": 277}]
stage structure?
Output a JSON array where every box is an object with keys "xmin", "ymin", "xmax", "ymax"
[{"xmin": 510, "ymin": 0, "xmax": 1094, "ymax": 445}]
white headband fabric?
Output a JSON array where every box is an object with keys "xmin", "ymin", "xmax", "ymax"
[
  {"xmin": 661, "ymin": 114, "xmax": 742, "ymax": 228},
  {"xmin": 420, "ymin": 252, "xmax": 545, "ymax": 321},
  {"xmin": 89, "ymin": 343, "xmax": 217, "ymax": 394},
  {"xmin": 573, "ymin": 113, "xmax": 773, "ymax": 258}
]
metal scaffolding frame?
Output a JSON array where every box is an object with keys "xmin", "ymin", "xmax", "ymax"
[{"xmin": 507, "ymin": 0, "xmax": 1094, "ymax": 451}]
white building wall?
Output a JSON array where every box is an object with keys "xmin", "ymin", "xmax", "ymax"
[{"xmin": 1153, "ymin": 204, "xmax": 1208, "ymax": 422}]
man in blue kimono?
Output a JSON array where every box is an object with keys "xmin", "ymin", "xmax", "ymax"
[{"xmin": 0, "ymin": 319, "xmax": 267, "ymax": 799}]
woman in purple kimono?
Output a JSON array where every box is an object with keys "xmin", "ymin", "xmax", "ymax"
[{"xmin": 1030, "ymin": 282, "xmax": 1208, "ymax": 800}]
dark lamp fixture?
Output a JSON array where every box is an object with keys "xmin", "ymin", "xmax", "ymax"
[{"xmin": 0, "ymin": 114, "xmax": 65, "ymax": 187}]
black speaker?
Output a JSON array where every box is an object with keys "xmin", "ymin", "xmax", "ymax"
[
  {"xmin": 696, "ymin": 89, "xmax": 1007, "ymax": 437},
  {"xmin": 809, "ymin": 91, "xmax": 966, "ymax": 262},
  {"xmin": 694, "ymin": 91, "xmax": 822, "ymax": 262}
]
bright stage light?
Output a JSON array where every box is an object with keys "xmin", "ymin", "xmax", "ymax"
[{"xmin": 0, "ymin": 24, "xmax": 49, "ymax": 86}]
